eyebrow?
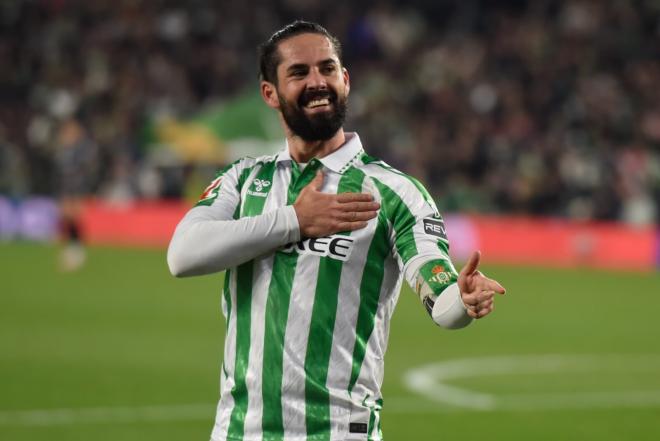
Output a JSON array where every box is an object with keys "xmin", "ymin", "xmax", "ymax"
[
  {"xmin": 286, "ymin": 63, "xmax": 308, "ymax": 74},
  {"xmin": 285, "ymin": 58, "xmax": 338, "ymax": 74}
]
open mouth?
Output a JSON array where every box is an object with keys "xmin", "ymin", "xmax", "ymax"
[
  {"xmin": 305, "ymin": 98, "xmax": 331, "ymax": 109},
  {"xmin": 300, "ymin": 91, "xmax": 335, "ymax": 110}
]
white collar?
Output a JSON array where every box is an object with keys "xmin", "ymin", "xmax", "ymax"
[{"xmin": 276, "ymin": 132, "xmax": 364, "ymax": 174}]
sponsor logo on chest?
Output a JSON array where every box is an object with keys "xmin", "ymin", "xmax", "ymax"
[{"xmin": 281, "ymin": 234, "xmax": 355, "ymax": 262}]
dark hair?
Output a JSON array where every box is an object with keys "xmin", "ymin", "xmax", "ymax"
[{"xmin": 258, "ymin": 20, "xmax": 343, "ymax": 84}]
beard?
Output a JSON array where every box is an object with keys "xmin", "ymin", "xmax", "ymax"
[{"xmin": 278, "ymin": 87, "xmax": 348, "ymax": 142}]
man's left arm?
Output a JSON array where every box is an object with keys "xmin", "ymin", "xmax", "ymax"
[{"xmin": 389, "ymin": 179, "xmax": 505, "ymax": 329}]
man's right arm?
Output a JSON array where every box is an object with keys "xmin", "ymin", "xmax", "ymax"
[
  {"xmin": 167, "ymin": 203, "xmax": 300, "ymax": 277},
  {"xmin": 167, "ymin": 168, "xmax": 379, "ymax": 277}
]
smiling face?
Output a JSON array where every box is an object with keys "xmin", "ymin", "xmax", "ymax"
[{"xmin": 261, "ymin": 33, "xmax": 350, "ymax": 142}]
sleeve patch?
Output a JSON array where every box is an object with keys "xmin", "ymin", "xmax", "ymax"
[
  {"xmin": 197, "ymin": 176, "xmax": 224, "ymax": 205},
  {"xmin": 422, "ymin": 217, "xmax": 447, "ymax": 240}
]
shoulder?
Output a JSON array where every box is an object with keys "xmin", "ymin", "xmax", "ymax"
[
  {"xmin": 358, "ymin": 154, "xmax": 430, "ymax": 199},
  {"xmin": 216, "ymin": 153, "xmax": 278, "ymax": 178},
  {"xmin": 359, "ymin": 153, "xmax": 413, "ymax": 184},
  {"xmin": 235, "ymin": 153, "xmax": 278, "ymax": 170},
  {"xmin": 357, "ymin": 153, "xmax": 440, "ymax": 216}
]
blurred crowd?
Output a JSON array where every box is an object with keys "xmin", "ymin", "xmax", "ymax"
[{"xmin": 1, "ymin": 0, "xmax": 659, "ymax": 225}]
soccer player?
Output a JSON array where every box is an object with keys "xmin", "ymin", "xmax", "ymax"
[
  {"xmin": 54, "ymin": 118, "xmax": 99, "ymax": 271},
  {"xmin": 167, "ymin": 21, "xmax": 506, "ymax": 441}
]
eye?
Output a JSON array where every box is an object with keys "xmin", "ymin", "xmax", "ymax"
[
  {"xmin": 290, "ymin": 68, "xmax": 307, "ymax": 78},
  {"xmin": 322, "ymin": 65, "xmax": 336, "ymax": 74}
]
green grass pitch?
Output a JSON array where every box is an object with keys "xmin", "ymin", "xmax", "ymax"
[{"xmin": 1, "ymin": 243, "xmax": 659, "ymax": 440}]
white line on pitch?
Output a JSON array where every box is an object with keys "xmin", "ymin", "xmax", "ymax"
[
  {"xmin": 403, "ymin": 353, "xmax": 660, "ymax": 411},
  {"xmin": 0, "ymin": 397, "xmax": 450, "ymax": 427},
  {"xmin": 0, "ymin": 403, "xmax": 215, "ymax": 426}
]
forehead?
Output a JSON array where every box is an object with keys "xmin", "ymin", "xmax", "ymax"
[{"xmin": 276, "ymin": 33, "xmax": 339, "ymax": 67}]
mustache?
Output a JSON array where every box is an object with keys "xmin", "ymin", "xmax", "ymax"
[{"xmin": 298, "ymin": 89, "xmax": 337, "ymax": 107}]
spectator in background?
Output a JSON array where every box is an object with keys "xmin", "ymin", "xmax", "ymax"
[
  {"xmin": 53, "ymin": 118, "xmax": 99, "ymax": 270},
  {"xmin": 0, "ymin": 124, "xmax": 29, "ymax": 197},
  {"xmin": 1, "ymin": 0, "xmax": 658, "ymax": 225}
]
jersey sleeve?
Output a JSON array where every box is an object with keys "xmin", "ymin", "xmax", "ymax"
[
  {"xmin": 375, "ymin": 174, "xmax": 457, "ymax": 280},
  {"xmin": 167, "ymin": 159, "xmax": 300, "ymax": 277},
  {"xmin": 373, "ymin": 172, "xmax": 470, "ymax": 327},
  {"xmin": 195, "ymin": 159, "xmax": 243, "ymax": 211}
]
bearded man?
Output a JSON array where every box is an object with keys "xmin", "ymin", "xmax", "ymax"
[{"xmin": 168, "ymin": 20, "xmax": 505, "ymax": 441}]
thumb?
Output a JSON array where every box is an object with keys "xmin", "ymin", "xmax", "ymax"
[
  {"xmin": 309, "ymin": 170, "xmax": 324, "ymax": 191},
  {"xmin": 460, "ymin": 250, "xmax": 481, "ymax": 278},
  {"xmin": 458, "ymin": 251, "xmax": 480, "ymax": 294}
]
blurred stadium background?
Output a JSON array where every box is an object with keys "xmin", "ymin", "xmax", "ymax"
[{"xmin": 1, "ymin": 0, "xmax": 659, "ymax": 440}]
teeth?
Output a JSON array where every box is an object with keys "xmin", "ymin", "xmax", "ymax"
[{"xmin": 306, "ymin": 98, "xmax": 330, "ymax": 108}]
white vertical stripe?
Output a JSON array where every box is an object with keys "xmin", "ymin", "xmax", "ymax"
[
  {"xmin": 243, "ymin": 161, "xmax": 289, "ymax": 440},
  {"xmin": 350, "ymin": 255, "xmax": 402, "ymax": 419},
  {"xmin": 241, "ymin": 256, "xmax": 271, "ymax": 440},
  {"xmin": 212, "ymin": 269, "xmax": 238, "ymax": 441},
  {"xmin": 280, "ymin": 167, "xmax": 339, "ymax": 440},
  {"xmin": 281, "ymin": 254, "xmax": 322, "ymax": 440},
  {"xmin": 326, "ymin": 176, "xmax": 381, "ymax": 439}
]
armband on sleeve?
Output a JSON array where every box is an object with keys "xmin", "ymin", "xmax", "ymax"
[{"xmin": 410, "ymin": 259, "xmax": 473, "ymax": 329}]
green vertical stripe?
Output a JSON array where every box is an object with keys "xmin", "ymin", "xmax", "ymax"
[
  {"xmin": 261, "ymin": 252, "xmax": 298, "ymax": 437},
  {"xmin": 226, "ymin": 263, "xmax": 253, "ymax": 440},
  {"xmin": 261, "ymin": 160, "xmax": 320, "ymax": 437},
  {"xmin": 372, "ymin": 178, "xmax": 419, "ymax": 264},
  {"xmin": 305, "ymin": 167, "xmax": 366, "ymax": 439},
  {"xmin": 242, "ymin": 161, "xmax": 277, "ymax": 217},
  {"xmin": 226, "ymin": 160, "xmax": 277, "ymax": 440},
  {"xmin": 374, "ymin": 398, "xmax": 383, "ymax": 440},
  {"xmin": 221, "ymin": 269, "xmax": 232, "ymax": 379},
  {"xmin": 347, "ymin": 207, "xmax": 389, "ymax": 393},
  {"xmin": 367, "ymin": 406, "xmax": 376, "ymax": 441}
]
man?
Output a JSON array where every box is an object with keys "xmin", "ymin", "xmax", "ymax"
[
  {"xmin": 168, "ymin": 21, "xmax": 505, "ymax": 441},
  {"xmin": 54, "ymin": 118, "xmax": 99, "ymax": 271}
]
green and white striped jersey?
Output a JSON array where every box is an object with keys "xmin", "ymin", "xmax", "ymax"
[{"xmin": 169, "ymin": 133, "xmax": 459, "ymax": 441}]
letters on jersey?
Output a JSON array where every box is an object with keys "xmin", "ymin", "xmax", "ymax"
[
  {"xmin": 422, "ymin": 217, "xmax": 447, "ymax": 240},
  {"xmin": 281, "ymin": 234, "xmax": 355, "ymax": 262}
]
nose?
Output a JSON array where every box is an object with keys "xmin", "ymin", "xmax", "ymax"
[{"xmin": 306, "ymin": 67, "xmax": 327, "ymax": 90}]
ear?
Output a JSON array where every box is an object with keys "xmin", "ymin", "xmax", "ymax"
[
  {"xmin": 261, "ymin": 81, "xmax": 280, "ymax": 109},
  {"xmin": 342, "ymin": 67, "xmax": 350, "ymax": 96}
]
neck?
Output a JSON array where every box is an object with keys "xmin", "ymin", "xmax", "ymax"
[{"xmin": 286, "ymin": 128, "xmax": 346, "ymax": 163}]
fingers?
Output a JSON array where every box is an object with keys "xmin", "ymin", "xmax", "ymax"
[
  {"xmin": 466, "ymin": 302, "xmax": 495, "ymax": 319},
  {"xmin": 338, "ymin": 210, "xmax": 378, "ymax": 222},
  {"xmin": 493, "ymin": 280, "xmax": 506, "ymax": 294},
  {"xmin": 462, "ymin": 287, "xmax": 499, "ymax": 319},
  {"xmin": 334, "ymin": 195, "xmax": 380, "ymax": 224},
  {"xmin": 338, "ymin": 201, "xmax": 380, "ymax": 212},
  {"xmin": 462, "ymin": 289, "xmax": 496, "ymax": 306},
  {"xmin": 474, "ymin": 275, "xmax": 506, "ymax": 294},
  {"xmin": 336, "ymin": 192, "xmax": 375, "ymax": 203},
  {"xmin": 336, "ymin": 221, "xmax": 370, "ymax": 232}
]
